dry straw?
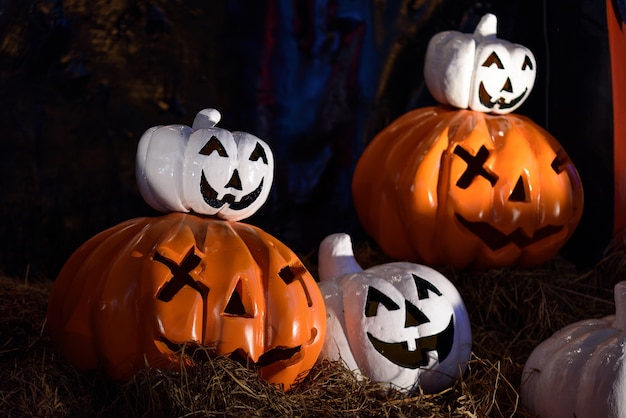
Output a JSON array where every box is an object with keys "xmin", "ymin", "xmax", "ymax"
[{"xmin": 1, "ymin": 239, "xmax": 624, "ymax": 417}]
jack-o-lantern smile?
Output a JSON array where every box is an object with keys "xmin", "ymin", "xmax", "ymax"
[
  {"xmin": 456, "ymin": 214, "xmax": 563, "ymax": 250},
  {"xmin": 478, "ymin": 82, "xmax": 527, "ymax": 111},
  {"xmin": 367, "ymin": 317, "xmax": 454, "ymax": 369},
  {"xmin": 200, "ymin": 172, "xmax": 264, "ymax": 210},
  {"xmin": 160, "ymin": 335, "xmax": 308, "ymax": 370}
]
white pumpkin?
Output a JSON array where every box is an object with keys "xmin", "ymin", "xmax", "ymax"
[
  {"xmin": 317, "ymin": 233, "xmax": 472, "ymax": 394},
  {"xmin": 520, "ymin": 281, "xmax": 626, "ymax": 418},
  {"xmin": 136, "ymin": 108, "xmax": 274, "ymax": 221},
  {"xmin": 424, "ymin": 13, "xmax": 536, "ymax": 114}
]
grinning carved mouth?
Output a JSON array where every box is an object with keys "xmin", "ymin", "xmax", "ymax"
[
  {"xmin": 366, "ymin": 316, "xmax": 454, "ymax": 369},
  {"xmin": 456, "ymin": 213, "xmax": 563, "ymax": 251},
  {"xmin": 478, "ymin": 82, "xmax": 527, "ymax": 110},
  {"xmin": 158, "ymin": 337, "xmax": 302, "ymax": 369},
  {"xmin": 200, "ymin": 171, "xmax": 264, "ymax": 210},
  {"xmin": 229, "ymin": 346, "xmax": 302, "ymax": 369}
]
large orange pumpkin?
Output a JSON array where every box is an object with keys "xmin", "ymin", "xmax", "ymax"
[
  {"xmin": 47, "ymin": 212, "xmax": 326, "ymax": 390},
  {"xmin": 352, "ymin": 106, "xmax": 584, "ymax": 269}
]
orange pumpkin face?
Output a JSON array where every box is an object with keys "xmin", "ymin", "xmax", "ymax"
[
  {"xmin": 47, "ymin": 212, "xmax": 326, "ymax": 390},
  {"xmin": 352, "ymin": 106, "xmax": 584, "ymax": 269}
]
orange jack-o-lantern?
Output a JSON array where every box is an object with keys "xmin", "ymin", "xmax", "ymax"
[
  {"xmin": 352, "ymin": 106, "xmax": 584, "ymax": 269},
  {"xmin": 47, "ymin": 212, "xmax": 326, "ymax": 390}
]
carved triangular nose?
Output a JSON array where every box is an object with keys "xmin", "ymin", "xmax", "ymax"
[
  {"xmin": 501, "ymin": 77, "xmax": 513, "ymax": 93},
  {"xmin": 226, "ymin": 169, "xmax": 243, "ymax": 190},
  {"xmin": 509, "ymin": 176, "xmax": 528, "ymax": 202}
]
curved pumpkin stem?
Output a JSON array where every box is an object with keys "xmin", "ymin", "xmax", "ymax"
[
  {"xmin": 318, "ymin": 233, "xmax": 363, "ymax": 282},
  {"xmin": 614, "ymin": 281, "xmax": 626, "ymax": 330},
  {"xmin": 474, "ymin": 13, "xmax": 497, "ymax": 38},
  {"xmin": 192, "ymin": 108, "xmax": 221, "ymax": 130}
]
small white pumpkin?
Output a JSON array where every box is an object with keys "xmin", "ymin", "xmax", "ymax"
[
  {"xmin": 317, "ymin": 233, "xmax": 472, "ymax": 394},
  {"xmin": 136, "ymin": 108, "xmax": 274, "ymax": 221},
  {"xmin": 424, "ymin": 13, "xmax": 536, "ymax": 114},
  {"xmin": 520, "ymin": 281, "xmax": 626, "ymax": 418}
]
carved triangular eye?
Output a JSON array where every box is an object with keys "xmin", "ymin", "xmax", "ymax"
[
  {"xmin": 365, "ymin": 287, "xmax": 400, "ymax": 317},
  {"xmin": 224, "ymin": 278, "xmax": 252, "ymax": 317},
  {"xmin": 482, "ymin": 52, "xmax": 504, "ymax": 69},
  {"xmin": 200, "ymin": 136, "xmax": 228, "ymax": 157},
  {"xmin": 249, "ymin": 142, "xmax": 268, "ymax": 164},
  {"xmin": 522, "ymin": 55, "xmax": 533, "ymax": 71},
  {"xmin": 509, "ymin": 176, "xmax": 528, "ymax": 202}
]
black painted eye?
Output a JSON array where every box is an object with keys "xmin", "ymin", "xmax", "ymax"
[
  {"xmin": 224, "ymin": 278, "xmax": 253, "ymax": 317},
  {"xmin": 365, "ymin": 287, "xmax": 400, "ymax": 317},
  {"xmin": 453, "ymin": 145, "xmax": 499, "ymax": 189},
  {"xmin": 522, "ymin": 55, "xmax": 533, "ymax": 71},
  {"xmin": 411, "ymin": 274, "xmax": 442, "ymax": 300},
  {"xmin": 200, "ymin": 136, "xmax": 228, "ymax": 157},
  {"xmin": 249, "ymin": 142, "xmax": 268, "ymax": 164},
  {"xmin": 482, "ymin": 52, "xmax": 504, "ymax": 69}
]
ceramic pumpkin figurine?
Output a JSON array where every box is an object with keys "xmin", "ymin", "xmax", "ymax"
[
  {"xmin": 424, "ymin": 13, "xmax": 536, "ymax": 114},
  {"xmin": 352, "ymin": 14, "xmax": 583, "ymax": 269},
  {"xmin": 136, "ymin": 108, "xmax": 274, "ymax": 222},
  {"xmin": 316, "ymin": 233, "xmax": 472, "ymax": 393},
  {"xmin": 520, "ymin": 281, "xmax": 626, "ymax": 418},
  {"xmin": 47, "ymin": 212, "xmax": 326, "ymax": 390}
]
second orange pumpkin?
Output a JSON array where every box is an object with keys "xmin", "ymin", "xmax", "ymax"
[
  {"xmin": 352, "ymin": 106, "xmax": 584, "ymax": 270},
  {"xmin": 47, "ymin": 212, "xmax": 326, "ymax": 390}
]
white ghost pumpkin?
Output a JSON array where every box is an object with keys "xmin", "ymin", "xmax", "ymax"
[
  {"xmin": 317, "ymin": 233, "xmax": 472, "ymax": 394},
  {"xmin": 520, "ymin": 281, "xmax": 626, "ymax": 418},
  {"xmin": 136, "ymin": 108, "xmax": 274, "ymax": 221},
  {"xmin": 424, "ymin": 13, "xmax": 536, "ymax": 114}
]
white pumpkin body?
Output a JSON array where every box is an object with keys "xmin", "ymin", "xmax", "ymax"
[
  {"xmin": 136, "ymin": 108, "xmax": 274, "ymax": 221},
  {"xmin": 520, "ymin": 282, "xmax": 626, "ymax": 418},
  {"xmin": 318, "ymin": 233, "xmax": 472, "ymax": 394},
  {"xmin": 424, "ymin": 13, "xmax": 536, "ymax": 114}
]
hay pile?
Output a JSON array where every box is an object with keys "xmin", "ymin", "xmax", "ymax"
[{"xmin": 1, "ymin": 240, "xmax": 624, "ymax": 417}]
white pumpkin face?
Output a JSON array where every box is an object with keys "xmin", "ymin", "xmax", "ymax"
[
  {"xmin": 183, "ymin": 129, "xmax": 273, "ymax": 220},
  {"xmin": 424, "ymin": 13, "xmax": 536, "ymax": 114},
  {"xmin": 317, "ymin": 234, "xmax": 472, "ymax": 394},
  {"xmin": 136, "ymin": 108, "xmax": 274, "ymax": 221},
  {"xmin": 469, "ymin": 40, "xmax": 536, "ymax": 113}
]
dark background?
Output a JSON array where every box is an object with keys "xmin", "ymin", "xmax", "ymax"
[{"xmin": 0, "ymin": 0, "xmax": 615, "ymax": 278}]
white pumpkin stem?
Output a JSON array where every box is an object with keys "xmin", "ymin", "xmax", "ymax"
[
  {"xmin": 614, "ymin": 281, "xmax": 626, "ymax": 330},
  {"xmin": 318, "ymin": 233, "xmax": 363, "ymax": 282},
  {"xmin": 192, "ymin": 108, "xmax": 222, "ymax": 130},
  {"xmin": 474, "ymin": 13, "xmax": 498, "ymax": 38}
]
